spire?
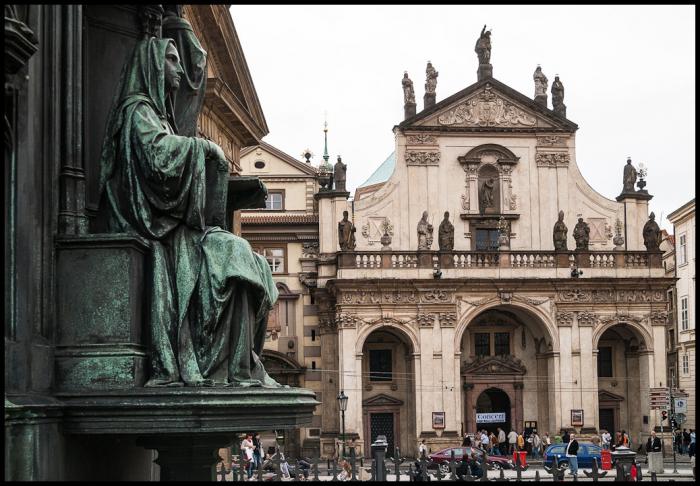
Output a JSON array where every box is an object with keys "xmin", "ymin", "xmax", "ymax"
[{"xmin": 323, "ymin": 116, "xmax": 329, "ymax": 165}]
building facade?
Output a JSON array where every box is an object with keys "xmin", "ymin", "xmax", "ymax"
[
  {"xmin": 312, "ymin": 61, "xmax": 673, "ymax": 457},
  {"xmin": 667, "ymin": 199, "xmax": 695, "ymax": 431}
]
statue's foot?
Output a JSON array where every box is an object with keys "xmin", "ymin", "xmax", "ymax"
[
  {"xmin": 191, "ymin": 379, "xmax": 215, "ymax": 387},
  {"xmin": 229, "ymin": 379, "xmax": 263, "ymax": 388},
  {"xmin": 145, "ymin": 378, "xmax": 185, "ymax": 387}
]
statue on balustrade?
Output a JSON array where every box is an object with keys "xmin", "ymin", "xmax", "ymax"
[
  {"xmin": 417, "ymin": 211, "xmax": 434, "ymax": 250},
  {"xmin": 438, "ymin": 211, "xmax": 454, "ymax": 251},
  {"xmin": 642, "ymin": 212, "xmax": 662, "ymax": 251},
  {"xmin": 553, "ymin": 210, "xmax": 568, "ymax": 251},
  {"xmin": 98, "ymin": 37, "xmax": 280, "ymax": 388},
  {"xmin": 622, "ymin": 157, "xmax": 637, "ymax": 193},
  {"xmin": 573, "ymin": 217, "xmax": 590, "ymax": 250},
  {"xmin": 338, "ymin": 210, "xmax": 356, "ymax": 251},
  {"xmin": 333, "ymin": 155, "xmax": 347, "ymax": 192}
]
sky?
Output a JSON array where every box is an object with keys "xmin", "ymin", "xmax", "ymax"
[{"xmin": 230, "ymin": 5, "xmax": 695, "ymax": 231}]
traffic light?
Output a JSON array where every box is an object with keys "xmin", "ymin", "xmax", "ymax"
[
  {"xmin": 671, "ymin": 418, "xmax": 678, "ymax": 429},
  {"xmin": 661, "ymin": 410, "xmax": 668, "ymax": 422}
]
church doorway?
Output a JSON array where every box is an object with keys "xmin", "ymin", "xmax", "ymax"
[{"xmin": 475, "ymin": 387, "xmax": 511, "ymax": 435}]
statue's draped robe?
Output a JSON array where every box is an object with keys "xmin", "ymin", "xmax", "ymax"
[{"xmin": 99, "ymin": 38, "xmax": 278, "ymax": 386}]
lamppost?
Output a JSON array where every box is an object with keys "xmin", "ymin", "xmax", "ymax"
[{"xmin": 338, "ymin": 390, "xmax": 348, "ymax": 458}]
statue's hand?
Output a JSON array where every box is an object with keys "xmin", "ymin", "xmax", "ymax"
[{"xmin": 206, "ymin": 140, "xmax": 228, "ymax": 170}]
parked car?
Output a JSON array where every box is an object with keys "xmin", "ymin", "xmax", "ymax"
[
  {"xmin": 543, "ymin": 442, "xmax": 602, "ymax": 469},
  {"xmin": 428, "ymin": 446, "xmax": 513, "ymax": 473}
]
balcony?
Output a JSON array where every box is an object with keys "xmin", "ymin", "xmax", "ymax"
[{"xmin": 336, "ymin": 250, "xmax": 664, "ymax": 280}]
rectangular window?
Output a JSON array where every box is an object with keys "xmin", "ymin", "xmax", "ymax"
[
  {"xmin": 679, "ymin": 234, "xmax": 687, "ymax": 265},
  {"xmin": 475, "ymin": 333, "xmax": 490, "ymax": 357},
  {"xmin": 668, "ymin": 329, "xmax": 675, "ymax": 350},
  {"xmin": 597, "ymin": 346, "xmax": 613, "ymax": 377},
  {"xmin": 681, "ymin": 297, "xmax": 688, "ymax": 330},
  {"xmin": 475, "ymin": 229, "xmax": 500, "ymax": 251},
  {"xmin": 265, "ymin": 191, "xmax": 284, "ymax": 210},
  {"xmin": 494, "ymin": 332, "xmax": 510, "ymax": 356},
  {"xmin": 369, "ymin": 349, "xmax": 392, "ymax": 381},
  {"xmin": 682, "ymin": 354, "xmax": 689, "ymax": 375},
  {"xmin": 263, "ymin": 247, "xmax": 285, "ymax": 273}
]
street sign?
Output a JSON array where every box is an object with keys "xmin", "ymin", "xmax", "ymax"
[
  {"xmin": 675, "ymin": 413, "xmax": 687, "ymax": 425},
  {"xmin": 476, "ymin": 412, "xmax": 506, "ymax": 423},
  {"xmin": 674, "ymin": 398, "xmax": 687, "ymax": 413},
  {"xmin": 649, "ymin": 388, "xmax": 670, "ymax": 410}
]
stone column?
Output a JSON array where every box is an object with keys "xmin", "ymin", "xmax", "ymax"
[
  {"xmin": 338, "ymin": 325, "xmax": 361, "ymax": 440},
  {"xmin": 419, "ymin": 324, "xmax": 434, "ymax": 436},
  {"xmin": 558, "ymin": 326, "xmax": 574, "ymax": 431},
  {"xmin": 614, "ymin": 193, "xmax": 652, "ymax": 251},
  {"xmin": 578, "ymin": 324, "xmax": 597, "ymax": 429},
  {"xmin": 536, "ymin": 354, "xmax": 551, "ymax": 434},
  {"xmin": 547, "ymin": 352, "xmax": 562, "ymax": 433},
  {"xmin": 316, "ymin": 193, "xmax": 351, "ymax": 254},
  {"xmin": 412, "ymin": 352, "xmax": 423, "ymax": 436}
]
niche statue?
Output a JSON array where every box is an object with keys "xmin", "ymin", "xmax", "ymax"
[
  {"xmin": 553, "ymin": 210, "xmax": 568, "ymax": 251},
  {"xmin": 338, "ymin": 210, "xmax": 356, "ymax": 251},
  {"xmin": 98, "ymin": 37, "xmax": 280, "ymax": 388},
  {"xmin": 438, "ymin": 211, "xmax": 454, "ymax": 251},
  {"xmin": 573, "ymin": 217, "xmax": 590, "ymax": 250}
]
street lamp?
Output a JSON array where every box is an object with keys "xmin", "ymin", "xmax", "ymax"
[{"xmin": 337, "ymin": 390, "xmax": 348, "ymax": 458}]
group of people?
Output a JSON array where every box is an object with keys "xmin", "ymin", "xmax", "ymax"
[
  {"xmin": 460, "ymin": 428, "xmax": 552, "ymax": 458},
  {"xmin": 599, "ymin": 429, "xmax": 631, "ymax": 451},
  {"xmin": 674, "ymin": 428, "xmax": 695, "ymax": 454}
]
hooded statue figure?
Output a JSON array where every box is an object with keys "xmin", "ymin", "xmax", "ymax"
[{"xmin": 98, "ymin": 37, "xmax": 279, "ymax": 388}]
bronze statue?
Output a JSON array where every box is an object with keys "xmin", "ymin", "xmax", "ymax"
[
  {"xmin": 475, "ymin": 25, "xmax": 492, "ymax": 65},
  {"xmin": 533, "ymin": 66, "xmax": 548, "ymax": 97},
  {"xmin": 98, "ymin": 37, "xmax": 280, "ymax": 387},
  {"xmin": 338, "ymin": 210, "xmax": 356, "ymax": 251},
  {"xmin": 553, "ymin": 210, "xmax": 568, "ymax": 251},
  {"xmin": 402, "ymin": 71, "xmax": 415, "ymax": 104},
  {"xmin": 573, "ymin": 217, "xmax": 590, "ymax": 250},
  {"xmin": 438, "ymin": 211, "xmax": 454, "ymax": 251},
  {"xmin": 333, "ymin": 155, "xmax": 347, "ymax": 192},
  {"xmin": 425, "ymin": 61, "xmax": 438, "ymax": 95},
  {"xmin": 551, "ymin": 75, "xmax": 565, "ymax": 114},
  {"xmin": 622, "ymin": 158, "xmax": 637, "ymax": 193},
  {"xmin": 643, "ymin": 212, "xmax": 662, "ymax": 251},
  {"xmin": 417, "ymin": 211, "xmax": 434, "ymax": 250},
  {"xmin": 479, "ymin": 177, "xmax": 496, "ymax": 213}
]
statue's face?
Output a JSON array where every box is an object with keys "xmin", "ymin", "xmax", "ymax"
[
  {"xmin": 422, "ymin": 211, "xmax": 428, "ymax": 219},
  {"xmin": 164, "ymin": 42, "xmax": 184, "ymax": 93},
  {"xmin": 444, "ymin": 211, "xmax": 449, "ymax": 219}
]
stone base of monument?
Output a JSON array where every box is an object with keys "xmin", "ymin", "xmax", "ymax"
[
  {"xmin": 424, "ymin": 92, "xmax": 436, "ymax": 109},
  {"xmin": 55, "ymin": 387, "xmax": 319, "ymax": 480},
  {"xmin": 535, "ymin": 94, "xmax": 547, "ymax": 107},
  {"xmin": 477, "ymin": 63, "xmax": 493, "ymax": 80},
  {"xmin": 404, "ymin": 101, "xmax": 416, "ymax": 119}
]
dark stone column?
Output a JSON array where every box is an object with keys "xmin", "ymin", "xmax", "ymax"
[
  {"xmin": 534, "ymin": 94, "xmax": 547, "ymax": 108},
  {"xmin": 477, "ymin": 64, "xmax": 492, "ymax": 81},
  {"xmin": 404, "ymin": 101, "xmax": 416, "ymax": 119},
  {"xmin": 138, "ymin": 435, "xmax": 232, "ymax": 481},
  {"xmin": 423, "ymin": 92, "xmax": 436, "ymax": 110}
]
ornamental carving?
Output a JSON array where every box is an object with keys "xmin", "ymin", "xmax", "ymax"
[
  {"xmin": 421, "ymin": 289, "xmax": 451, "ymax": 303},
  {"xmin": 301, "ymin": 242, "xmax": 319, "ymax": 258},
  {"xmin": 649, "ymin": 311, "xmax": 667, "ymax": 326},
  {"xmin": 598, "ymin": 313, "xmax": 644, "ymax": 327},
  {"xmin": 536, "ymin": 152, "xmax": 570, "ymax": 167},
  {"xmin": 405, "ymin": 150, "xmax": 440, "ymax": 166},
  {"xmin": 513, "ymin": 295, "xmax": 549, "ymax": 306},
  {"xmin": 318, "ymin": 316, "xmax": 337, "ymax": 335},
  {"xmin": 556, "ymin": 312, "xmax": 574, "ymax": 327},
  {"xmin": 510, "ymin": 193, "xmax": 517, "ymax": 210},
  {"xmin": 361, "ymin": 217, "xmax": 394, "ymax": 246},
  {"xmin": 462, "ymin": 355, "xmax": 527, "ymax": 375},
  {"xmin": 417, "ymin": 314, "xmax": 435, "ymax": 327},
  {"xmin": 438, "ymin": 312, "xmax": 457, "ymax": 327},
  {"xmin": 336, "ymin": 313, "xmax": 359, "ymax": 329},
  {"xmin": 458, "ymin": 296, "xmax": 497, "ymax": 307},
  {"xmin": 577, "ymin": 311, "xmax": 598, "ymax": 327},
  {"xmin": 298, "ymin": 273, "xmax": 317, "ymax": 289},
  {"xmin": 537, "ymin": 136, "xmax": 566, "ymax": 147},
  {"xmin": 557, "ymin": 289, "xmax": 665, "ymax": 303},
  {"xmin": 461, "ymin": 193, "xmax": 470, "ymax": 210},
  {"xmin": 437, "ymin": 85, "xmax": 537, "ymax": 127},
  {"xmin": 407, "ymin": 134, "xmax": 437, "ymax": 145}
]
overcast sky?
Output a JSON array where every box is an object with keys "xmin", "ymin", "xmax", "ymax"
[{"xmin": 230, "ymin": 5, "xmax": 695, "ymax": 230}]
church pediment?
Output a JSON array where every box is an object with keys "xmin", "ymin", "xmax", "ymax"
[
  {"xmin": 398, "ymin": 78, "xmax": 577, "ymax": 132},
  {"xmin": 462, "ymin": 355, "xmax": 527, "ymax": 375},
  {"xmin": 362, "ymin": 393, "xmax": 404, "ymax": 407},
  {"xmin": 598, "ymin": 390, "xmax": 625, "ymax": 402}
]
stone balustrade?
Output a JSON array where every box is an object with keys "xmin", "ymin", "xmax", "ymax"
[{"xmin": 338, "ymin": 250, "xmax": 661, "ymax": 271}]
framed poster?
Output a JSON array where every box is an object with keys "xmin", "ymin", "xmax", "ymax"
[
  {"xmin": 432, "ymin": 412, "xmax": 445, "ymax": 429},
  {"xmin": 571, "ymin": 409, "xmax": 584, "ymax": 426}
]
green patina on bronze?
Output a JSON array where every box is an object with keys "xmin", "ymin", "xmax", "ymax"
[{"xmin": 98, "ymin": 37, "xmax": 279, "ymax": 388}]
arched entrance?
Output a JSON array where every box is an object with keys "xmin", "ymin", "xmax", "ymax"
[
  {"xmin": 476, "ymin": 388, "xmax": 511, "ymax": 435},
  {"xmin": 360, "ymin": 327, "xmax": 416, "ymax": 458}
]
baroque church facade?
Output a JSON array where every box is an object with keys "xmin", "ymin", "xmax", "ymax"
[{"xmin": 307, "ymin": 34, "xmax": 673, "ymax": 458}]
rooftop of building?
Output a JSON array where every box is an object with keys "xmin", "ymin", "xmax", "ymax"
[{"xmin": 357, "ymin": 151, "xmax": 395, "ymax": 189}]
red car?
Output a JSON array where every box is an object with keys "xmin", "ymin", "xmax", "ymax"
[{"xmin": 428, "ymin": 447, "xmax": 513, "ymax": 473}]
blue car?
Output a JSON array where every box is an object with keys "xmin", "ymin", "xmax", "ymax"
[{"xmin": 543, "ymin": 442, "xmax": 602, "ymax": 469}]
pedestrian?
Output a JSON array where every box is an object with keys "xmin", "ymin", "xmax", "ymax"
[
  {"xmin": 480, "ymin": 430, "xmax": 489, "ymax": 451},
  {"xmin": 240, "ymin": 433, "xmax": 255, "ymax": 479},
  {"xmin": 517, "ymin": 432, "xmax": 525, "ymax": 451},
  {"xmin": 252, "ymin": 432, "xmax": 262, "ymax": 471},
  {"xmin": 418, "ymin": 439, "xmax": 428, "ymax": 458},
  {"xmin": 689, "ymin": 439, "xmax": 696, "ymax": 480},
  {"xmin": 507, "ymin": 429, "xmax": 518, "ymax": 454},
  {"xmin": 531, "ymin": 432, "xmax": 542, "ymax": 459},
  {"xmin": 489, "ymin": 432, "xmax": 499, "ymax": 455},
  {"xmin": 497, "ymin": 427, "xmax": 507, "ymax": 455},
  {"xmin": 565, "ymin": 432, "xmax": 579, "ymax": 478},
  {"xmin": 646, "ymin": 431, "xmax": 662, "ymax": 452},
  {"xmin": 543, "ymin": 432, "xmax": 552, "ymax": 455},
  {"xmin": 683, "ymin": 429, "xmax": 691, "ymax": 454},
  {"xmin": 675, "ymin": 428, "xmax": 683, "ymax": 453},
  {"xmin": 337, "ymin": 459, "xmax": 351, "ymax": 481},
  {"xmin": 691, "ymin": 429, "xmax": 696, "ymax": 446},
  {"xmin": 562, "ymin": 429, "xmax": 570, "ymax": 444},
  {"xmin": 462, "ymin": 432, "xmax": 470, "ymax": 447},
  {"xmin": 601, "ymin": 429, "xmax": 611, "ymax": 450},
  {"xmin": 622, "ymin": 430, "xmax": 630, "ymax": 448}
]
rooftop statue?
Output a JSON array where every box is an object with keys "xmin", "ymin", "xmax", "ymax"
[
  {"xmin": 553, "ymin": 210, "xmax": 568, "ymax": 251},
  {"xmin": 402, "ymin": 71, "xmax": 415, "ymax": 104},
  {"xmin": 425, "ymin": 61, "xmax": 438, "ymax": 95},
  {"xmin": 98, "ymin": 37, "xmax": 280, "ymax": 388},
  {"xmin": 438, "ymin": 211, "xmax": 454, "ymax": 251},
  {"xmin": 475, "ymin": 25, "xmax": 492, "ymax": 65},
  {"xmin": 643, "ymin": 212, "xmax": 662, "ymax": 252},
  {"xmin": 533, "ymin": 66, "xmax": 548, "ymax": 98},
  {"xmin": 551, "ymin": 75, "xmax": 566, "ymax": 116},
  {"xmin": 334, "ymin": 155, "xmax": 347, "ymax": 192},
  {"xmin": 622, "ymin": 158, "xmax": 637, "ymax": 193}
]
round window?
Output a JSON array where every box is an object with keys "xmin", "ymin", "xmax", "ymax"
[{"xmin": 254, "ymin": 160, "xmax": 265, "ymax": 169}]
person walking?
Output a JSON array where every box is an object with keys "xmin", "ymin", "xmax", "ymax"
[
  {"xmin": 531, "ymin": 432, "xmax": 542, "ymax": 459},
  {"xmin": 252, "ymin": 432, "xmax": 263, "ymax": 471},
  {"xmin": 517, "ymin": 432, "xmax": 525, "ymax": 451},
  {"xmin": 418, "ymin": 439, "xmax": 428, "ymax": 458},
  {"xmin": 489, "ymin": 432, "xmax": 499, "ymax": 455},
  {"xmin": 507, "ymin": 429, "xmax": 518, "ymax": 455},
  {"xmin": 683, "ymin": 429, "xmax": 691, "ymax": 454},
  {"xmin": 566, "ymin": 432, "xmax": 579, "ymax": 478},
  {"xmin": 480, "ymin": 430, "xmax": 490, "ymax": 451},
  {"xmin": 689, "ymin": 438, "xmax": 696, "ymax": 480},
  {"xmin": 542, "ymin": 432, "xmax": 552, "ymax": 455},
  {"xmin": 497, "ymin": 427, "xmax": 507, "ymax": 456},
  {"xmin": 601, "ymin": 430, "xmax": 611, "ymax": 450},
  {"xmin": 240, "ymin": 433, "xmax": 255, "ymax": 479},
  {"xmin": 462, "ymin": 432, "xmax": 472, "ymax": 447},
  {"xmin": 562, "ymin": 430, "xmax": 570, "ymax": 444}
]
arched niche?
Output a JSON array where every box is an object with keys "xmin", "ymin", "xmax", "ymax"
[{"xmin": 478, "ymin": 164, "xmax": 500, "ymax": 214}]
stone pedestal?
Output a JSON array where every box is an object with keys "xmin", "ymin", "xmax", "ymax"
[
  {"xmin": 315, "ymin": 190, "xmax": 351, "ymax": 253},
  {"xmin": 423, "ymin": 92, "xmax": 436, "ymax": 110},
  {"xmin": 554, "ymin": 104, "xmax": 567, "ymax": 118},
  {"xmin": 404, "ymin": 102, "xmax": 416, "ymax": 119},
  {"xmin": 477, "ymin": 63, "xmax": 492, "ymax": 81},
  {"xmin": 535, "ymin": 94, "xmax": 547, "ymax": 108}
]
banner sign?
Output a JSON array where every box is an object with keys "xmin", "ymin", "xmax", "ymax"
[{"xmin": 476, "ymin": 412, "xmax": 506, "ymax": 423}]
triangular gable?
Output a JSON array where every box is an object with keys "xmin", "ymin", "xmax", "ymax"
[
  {"xmin": 462, "ymin": 355, "xmax": 527, "ymax": 375},
  {"xmin": 362, "ymin": 393, "xmax": 404, "ymax": 407},
  {"xmin": 241, "ymin": 142, "xmax": 319, "ymax": 176},
  {"xmin": 598, "ymin": 390, "xmax": 625, "ymax": 402},
  {"xmin": 398, "ymin": 77, "xmax": 578, "ymax": 132}
]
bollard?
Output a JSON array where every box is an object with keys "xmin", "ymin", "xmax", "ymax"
[{"xmin": 371, "ymin": 435, "xmax": 388, "ymax": 481}]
